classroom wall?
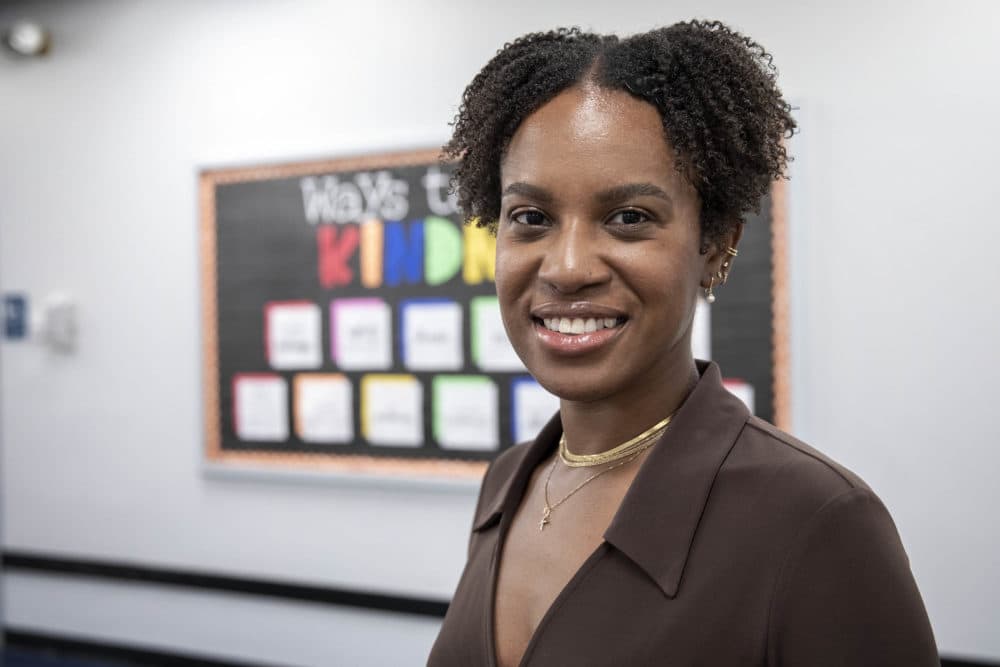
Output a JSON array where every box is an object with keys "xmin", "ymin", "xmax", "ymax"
[{"xmin": 1, "ymin": 0, "xmax": 997, "ymax": 664}]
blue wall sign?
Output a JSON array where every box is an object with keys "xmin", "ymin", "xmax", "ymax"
[{"xmin": 3, "ymin": 294, "xmax": 28, "ymax": 339}]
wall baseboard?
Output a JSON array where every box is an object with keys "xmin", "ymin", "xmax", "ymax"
[{"xmin": 2, "ymin": 550, "xmax": 449, "ymax": 618}]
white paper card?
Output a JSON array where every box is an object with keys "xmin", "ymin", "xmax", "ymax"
[
  {"xmin": 723, "ymin": 379, "xmax": 755, "ymax": 414},
  {"xmin": 433, "ymin": 376, "xmax": 499, "ymax": 451},
  {"xmin": 401, "ymin": 300, "xmax": 463, "ymax": 370},
  {"xmin": 692, "ymin": 296, "xmax": 711, "ymax": 360},
  {"xmin": 233, "ymin": 375, "xmax": 288, "ymax": 441},
  {"xmin": 471, "ymin": 297, "xmax": 525, "ymax": 371},
  {"xmin": 295, "ymin": 374, "xmax": 353, "ymax": 443},
  {"xmin": 512, "ymin": 378, "xmax": 561, "ymax": 443},
  {"xmin": 331, "ymin": 299, "xmax": 392, "ymax": 370},
  {"xmin": 362, "ymin": 375, "xmax": 423, "ymax": 447},
  {"xmin": 266, "ymin": 302, "xmax": 322, "ymax": 370}
]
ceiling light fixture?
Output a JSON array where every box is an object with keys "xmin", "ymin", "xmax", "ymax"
[{"xmin": 3, "ymin": 20, "xmax": 51, "ymax": 57}]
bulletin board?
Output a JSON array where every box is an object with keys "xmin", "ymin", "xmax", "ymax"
[{"xmin": 199, "ymin": 149, "xmax": 789, "ymax": 478}]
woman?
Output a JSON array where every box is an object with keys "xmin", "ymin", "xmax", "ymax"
[{"xmin": 429, "ymin": 21, "xmax": 938, "ymax": 666}]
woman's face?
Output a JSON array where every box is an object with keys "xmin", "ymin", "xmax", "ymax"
[{"xmin": 496, "ymin": 85, "xmax": 712, "ymax": 403}]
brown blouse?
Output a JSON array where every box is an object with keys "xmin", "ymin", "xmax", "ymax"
[{"xmin": 428, "ymin": 362, "xmax": 939, "ymax": 666}]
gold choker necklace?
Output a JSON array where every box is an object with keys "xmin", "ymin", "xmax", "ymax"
[{"xmin": 558, "ymin": 413, "xmax": 674, "ymax": 468}]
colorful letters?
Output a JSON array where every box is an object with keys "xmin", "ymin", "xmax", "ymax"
[{"xmin": 316, "ymin": 216, "xmax": 494, "ymax": 290}]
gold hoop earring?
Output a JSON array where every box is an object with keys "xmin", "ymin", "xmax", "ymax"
[
  {"xmin": 719, "ymin": 246, "xmax": 737, "ymax": 284},
  {"xmin": 705, "ymin": 276, "xmax": 716, "ymax": 304},
  {"xmin": 718, "ymin": 260, "xmax": 730, "ymax": 284}
]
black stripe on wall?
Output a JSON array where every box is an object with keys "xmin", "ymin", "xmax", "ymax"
[
  {"xmin": 6, "ymin": 630, "xmax": 273, "ymax": 667},
  {"xmin": 1, "ymin": 550, "xmax": 449, "ymax": 618},
  {"xmin": 3, "ymin": 550, "xmax": 998, "ymax": 667},
  {"xmin": 7, "ymin": 628, "xmax": 1000, "ymax": 667},
  {"xmin": 945, "ymin": 660, "xmax": 1000, "ymax": 667}
]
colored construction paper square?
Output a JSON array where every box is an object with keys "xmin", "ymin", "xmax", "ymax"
[
  {"xmin": 511, "ymin": 376, "xmax": 561, "ymax": 443},
  {"xmin": 360, "ymin": 374, "xmax": 423, "ymax": 447},
  {"xmin": 294, "ymin": 373, "xmax": 353, "ymax": 444},
  {"xmin": 400, "ymin": 299, "xmax": 463, "ymax": 370},
  {"xmin": 265, "ymin": 301, "xmax": 322, "ymax": 370},
  {"xmin": 432, "ymin": 375, "xmax": 499, "ymax": 451},
  {"xmin": 232, "ymin": 374, "xmax": 288, "ymax": 441},
  {"xmin": 330, "ymin": 298, "xmax": 392, "ymax": 370},
  {"xmin": 723, "ymin": 378, "xmax": 755, "ymax": 414},
  {"xmin": 470, "ymin": 296, "xmax": 525, "ymax": 371}
]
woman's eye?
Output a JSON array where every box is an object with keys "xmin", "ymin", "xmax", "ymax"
[
  {"xmin": 609, "ymin": 209, "xmax": 650, "ymax": 226},
  {"xmin": 510, "ymin": 209, "xmax": 547, "ymax": 226}
]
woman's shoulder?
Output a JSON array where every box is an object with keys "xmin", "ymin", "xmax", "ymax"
[
  {"xmin": 740, "ymin": 416, "xmax": 872, "ymax": 488},
  {"xmin": 729, "ymin": 415, "xmax": 882, "ymax": 516},
  {"xmin": 735, "ymin": 420, "xmax": 939, "ymax": 663}
]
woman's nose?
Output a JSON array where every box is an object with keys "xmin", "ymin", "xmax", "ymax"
[{"xmin": 537, "ymin": 219, "xmax": 611, "ymax": 294}]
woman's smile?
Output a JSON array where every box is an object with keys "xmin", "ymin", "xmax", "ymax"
[
  {"xmin": 531, "ymin": 308, "xmax": 627, "ymax": 356},
  {"xmin": 528, "ymin": 300, "xmax": 628, "ymax": 354},
  {"xmin": 538, "ymin": 317, "xmax": 622, "ymax": 334}
]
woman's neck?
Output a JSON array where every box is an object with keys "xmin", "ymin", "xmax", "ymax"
[{"xmin": 557, "ymin": 356, "xmax": 700, "ymax": 457}]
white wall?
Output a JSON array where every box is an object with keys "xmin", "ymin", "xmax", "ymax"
[{"xmin": 1, "ymin": 0, "xmax": 997, "ymax": 664}]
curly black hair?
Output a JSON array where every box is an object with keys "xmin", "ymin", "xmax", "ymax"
[{"xmin": 443, "ymin": 20, "xmax": 796, "ymax": 248}]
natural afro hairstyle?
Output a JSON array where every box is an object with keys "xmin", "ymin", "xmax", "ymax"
[{"xmin": 443, "ymin": 20, "xmax": 796, "ymax": 248}]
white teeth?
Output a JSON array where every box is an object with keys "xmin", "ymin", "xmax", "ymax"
[{"xmin": 541, "ymin": 316, "xmax": 623, "ymax": 334}]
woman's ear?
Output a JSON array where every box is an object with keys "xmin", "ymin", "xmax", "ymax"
[
  {"xmin": 719, "ymin": 223, "xmax": 743, "ymax": 285},
  {"xmin": 701, "ymin": 221, "xmax": 743, "ymax": 303},
  {"xmin": 700, "ymin": 223, "xmax": 744, "ymax": 292}
]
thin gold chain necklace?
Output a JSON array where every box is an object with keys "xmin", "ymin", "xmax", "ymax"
[
  {"xmin": 539, "ymin": 439, "xmax": 655, "ymax": 531},
  {"xmin": 559, "ymin": 413, "xmax": 674, "ymax": 468}
]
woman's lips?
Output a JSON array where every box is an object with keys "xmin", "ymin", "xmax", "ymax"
[{"xmin": 532, "ymin": 317, "xmax": 626, "ymax": 355}]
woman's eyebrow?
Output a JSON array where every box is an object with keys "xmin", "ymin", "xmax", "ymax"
[
  {"xmin": 596, "ymin": 182, "xmax": 673, "ymax": 204},
  {"xmin": 500, "ymin": 181, "xmax": 673, "ymax": 206},
  {"xmin": 501, "ymin": 181, "xmax": 554, "ymax": 202}
]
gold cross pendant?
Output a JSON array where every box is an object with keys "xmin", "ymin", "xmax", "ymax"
[{"xmin": 539, "ymin": 506, "xmax": 551, "ymax": 531}]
